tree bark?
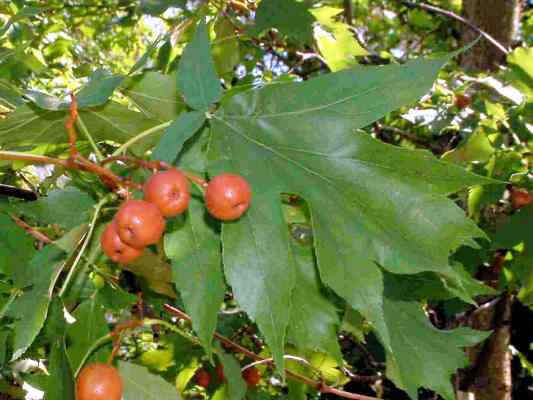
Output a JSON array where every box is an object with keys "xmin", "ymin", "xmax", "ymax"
[
  {"xmin": 461, "ymin": 0, "xmax": 520, "ymax": 70},
  {"xmin": 462, "ymin": 294, "xmax": 513, "ymax": 400}
]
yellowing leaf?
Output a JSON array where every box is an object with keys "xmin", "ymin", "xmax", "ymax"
[{"xmin": 312, "ymin": 7, "xmax": 369, "ymax": 71}]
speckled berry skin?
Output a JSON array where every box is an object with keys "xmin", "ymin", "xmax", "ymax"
[
  {"xmin": 115, "ymin": 199, "xmax": 165, "ymax": 248},
  {"xmin": 144, "ymin": 169, "xmax": 190, "ymax": 217},
  {"xmin": 101, "ymin": 221, "xmax": 144, "ymax": 264},
  {"xmin": 205, "ymin": 174, "xmax": 251, "ymax": 221}
]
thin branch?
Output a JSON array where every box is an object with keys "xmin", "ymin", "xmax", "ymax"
[
  {"xmin": 400, "ymin": 1, "xmax": 509, "ymax": 55},
  {"xmin": 10, "ymin": 214, "xmax": 53, "ymax": 244},
  {"xmin": 66, "ymin": 93, "xmax": 79, "ymax": 158},
  {"xmin": 344, "ymin": 0, "xmax": 354, "ymax": 25},
  {"xmin": 163, "ymin": 304, "xmax": 380, "ymax": 400},
  {"xmin": 0, "ymin": 151, "xmax": 140, "ymax": 193}
]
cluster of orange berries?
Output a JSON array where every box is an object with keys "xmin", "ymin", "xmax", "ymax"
[{"xmin": 100, "ymin": 169, "xmax": 252, "ymax": 264}]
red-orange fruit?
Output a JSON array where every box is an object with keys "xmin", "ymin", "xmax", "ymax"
[
  {"xmin": 205, "ymin": 174, "xmax": 252, "ymax": 221},
  {"xmin": 144, "ymin": 169, "xmax": 190, "ymax": 217},
  {"xmin": 215, "ymin": 363, "xmax": 225, "ymax": 383},
  {"xmin": 242, "ymin": 366, "xmax": 261, "ymax": 387},
  {"xmin": 115, "ymin": 199, "xmax": 166, "ymax": 248},
  {"xmin": 101, "ymin": 221, "xmax": 144, "ymax": 264},
  {"xmin": 195, "ymin": 368, "xmax": 211, "ymax": 388},
  {"xmin": 510, "ymin": 188, "xmax": 533, "ymax": 209},
  {"xmin": 454, "ymin": 94, "xmax": 471, "ymax": 109},
  {"xmin": 76, "ymin": 363, "xmax": 123, "ymax": 400}
]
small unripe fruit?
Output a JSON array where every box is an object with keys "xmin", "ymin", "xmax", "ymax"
[
  {"xmin": 510, "ymin": 187, "xmax": 533, "ymax": 209},
  {"xmin": 101, "ymin": 221, "xmax": 144, "ymax": 264},
  {"xmin": 205, "ymin": 174, "xmax": 251, "ymax": 221},
  {"xmin": 144, "ymin": 169, "xmax": 190, "ymax": 217},
  {"xmin": 242, "ymin": 366, "xmax": 260, "ymax": 387},
  {"xmin": 115, "ymin": 200, "xmax": 166, "ymax": 248},
  {"xmin": 195, "ymin": 368, "xmax": 211, "ymax": 388},
  {"xmin": 76, "ymin": 363, "xmax": 123, "ymax": 400}
]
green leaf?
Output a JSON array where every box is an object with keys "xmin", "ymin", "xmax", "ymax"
[
  {"xmin": 45, "ymin": 298, "xmax": 75, "ymax": 400},
  {"xmin": 151, "ymin": 111, "xmax": 206, "ymax": 164},
  {"xmin": 47, "ymin": 341, "xmax": 75, "ymax": 400},
  {"xmin": 491, "ymin": 206, "xmax": 533, "ymax": 304},
  {"xmin": 383, "ymin": 272, "xmax": 490, "ymax": 400},
  {"xmin": 287, "ymin": 236, "xmax": 342, "ymax": 362},
  {"xmin": 287, "ymin": 380, "xmax": 308, "ymax": 400},
  {"xmin": 176, "ymin": 20, "xmax": 222, "ymax": 111},
  {"xmin": 0, "ymin": 102, "xmax": 163, "ymax": 153},
  {"xmin": 7, "ymin": 245, "xmax": 66, "ymax": 360},
  {"xmin": 312, "ymin": 7, "xmax": 369, "ymax": 71},
  {"xmin": 165, "ymin": 197, "xmax": 225, "ymax": 351},
  {"xmin": 76, "ymin": 69, "xmax": 125, "ymax": 108},
  {"xmin": 212, "ymin": 18, "xmax": 241, "ymax": 76},
  {"xmin": 506, "ymin": 46, "xmax": 533, "ymax": 100},
  {"xmin": 0, "ymin": 213, "xmax": 36, "ymax": 281},
  {"xmin": 217, "ymin": 350, "xmax": 247, "ymax": 400},
  {"xmin": 442, "ymin": 130, "xmax": 495, "ymax": 165},
  {"xmin": 253, "ymin": 0, "xmax": 316, "ymax": 45},
  {"xmin": 492, "ymin": 205, "xmax": 533, "ymax": 251},
  {"xmin": 14, "ymin": 187, "xmax": 95, "ymax": 229},
  {"xmin": 0, "ymin": 79, "xmax": 24, "ymax": 109},
  {"xmin": 389, "ymin": 263, "xmax": 496, "ymax": 305},
  {"xmin": 140, "ymin": 0, "xmax": 186, "ymax": 15},
  {"xmin": 0, "ymin": 6, "xmax": 44, "ymax": 37},
  {"xmin": 121, "ymin": 250, "xmax": 176, "ymax": 298},
  {"xmin": 96, "ymin": 284, "xmax": 137, "ymax": 311},
  {"xmin": 209, "ymin": 55, "xmax": 491, "ymax": 372},
  {"xmin": 122, "ymin": 72, "xmax": 185, "ymax": 122},
  {"xmin": 119, "ymin": 361, "xmax": 182, "ymax": 400},
  {"xmin": 441, "ymin": 262, "xmax": 497, "ymax": 304},
  {"xmin": 66, "ymin": 297, "xmax": 110, "ymax": 373},
  {"xmin": 129, "ymin": 36, "xmax": 166, "ymax": 75},
  {"xmin": 341, "ymin": 307, "xmax": 366, "ymax": 342}
]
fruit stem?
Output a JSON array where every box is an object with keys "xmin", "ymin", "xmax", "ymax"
[
  {"xmin": 184, "ymin": 171, "xmax": 208, "ymax": 189},
  {"xmin": 75, "ymin": 333, "xmax": 114, "ymax": 377},
  {"xmin": 58, "ymin": 197, "xmax": 108, "ymax": 298},
  {"xmin": 111, "ymin": 121, "xmax": 172, "ymax": 157},
  {"xmin": 76, "ymin": 114, "xmax": 104, "ymax": 161}
]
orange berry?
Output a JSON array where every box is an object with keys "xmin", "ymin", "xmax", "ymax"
[
  {"xmin": 76, "ymin": 363, "xmax": 123, "ymax": 400},
  {"xmin": 144, "ymin": 169, "xmax": 190, "ymax": 217},
  {"xmin": 115, "ymin": 200, "xmax": 166, "ymax": 248},
  {"xmin": 205, "ymin": 174, "xmax": 251, "ymax": 221},
  {"xmin": 101, "ymin": 221, "xmax": 144, "ymax": 264}
]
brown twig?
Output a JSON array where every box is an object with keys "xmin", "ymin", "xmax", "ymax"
[
  {"xmin": 400, "ymin": 1, "xmax": 509, "ymax": 55},
  {"xmin": 66, "ymin": 94, "xmax": 79, "ymax": 158},
  {"xmin": 163, "ymin": 304, "xmax": 380, "ymax": 400},
  {"xmin": 10, "ymin": 214, "xmax": 53, "ymax": 244},
  {"xmin": 0, "ymin": 151, "xmax": 140, "ymax": 194}
]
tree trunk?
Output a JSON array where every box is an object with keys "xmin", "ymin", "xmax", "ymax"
[
  {"xmin": 461, "ymin": 0, "xmax": 520, "ymax": 70},
  {"xmin": 462, "ymin": 294, "xmax": 513, "ymax": 400}
]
